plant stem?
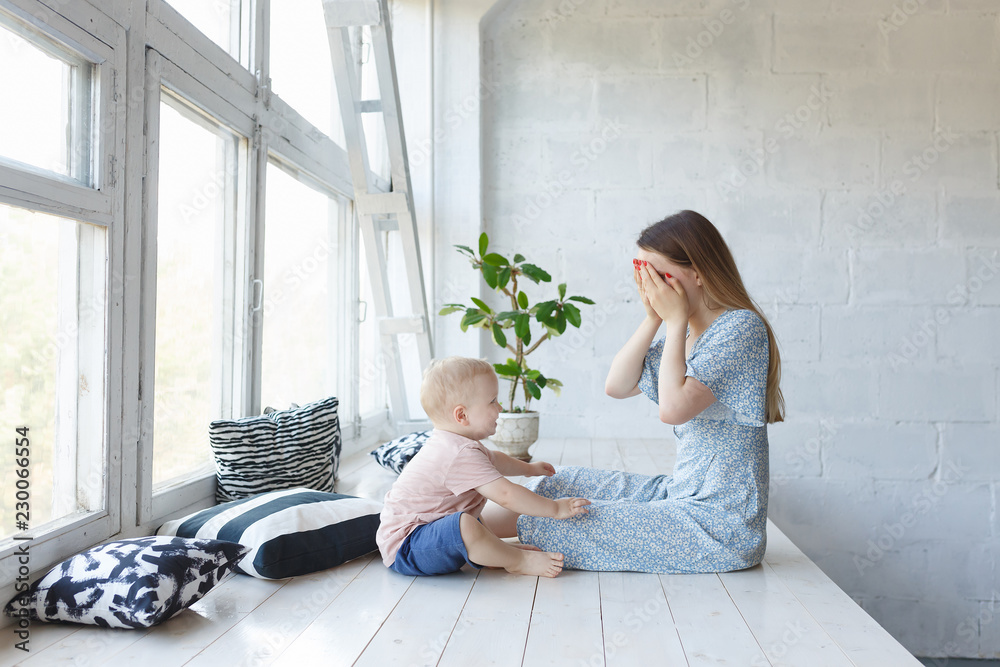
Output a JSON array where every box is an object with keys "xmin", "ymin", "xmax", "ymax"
[{"xmin": 524, "ymin": 332, "xmax": 550, "ymax": 356}]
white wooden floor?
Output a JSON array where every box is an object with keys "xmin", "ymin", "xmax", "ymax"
[{"xmin": 0, "ymin": 438, "xmax": 921, "ymax": 667}]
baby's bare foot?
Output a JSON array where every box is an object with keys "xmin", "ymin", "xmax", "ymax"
[{"xmin": 508, "ymin": 550, "xmax": 564, "ymax": 578}]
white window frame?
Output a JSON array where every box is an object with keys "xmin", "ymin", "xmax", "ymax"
[
  {"xmin": 0, "ymin": 0, "xmax": 398, "ymax": 607},
  {"xmin": 138, "ymin": 0, "xmax": 391, "ymax": 528},
  {"xmin": 0, "ymin": 0, "xmax": 125, "ymax": 590}
]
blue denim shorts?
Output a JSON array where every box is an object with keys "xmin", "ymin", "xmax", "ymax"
[{"xmin": 389, "ymin": 512, "xmax": 483, "ymax": 576}]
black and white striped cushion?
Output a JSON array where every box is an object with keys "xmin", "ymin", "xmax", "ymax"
[
  {"xmin": 158, "ymin": 487, "xmax": 381, "ymax": 579},
  {"xmin": 209, "ymin": 396, "xmax": 341, "ymax": 503}
]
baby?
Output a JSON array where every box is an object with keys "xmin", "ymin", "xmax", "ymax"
[{"xmin": 376, "ymin": 357, "xmax": 590, "ymax": 578}]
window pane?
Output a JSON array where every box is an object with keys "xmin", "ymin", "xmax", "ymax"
[
  {"xmin": 261, "ymin": 162, "xmax": 340, "ymax": 409},
  {"xmin": 153, "ymin": 96, "xmax": 242, "ymax": 486},
  {"xmin": 0, "ymin": 17, "xmax": 92, "ymax": 182},
  {"xmin": 269, "ymin": 0, "xmax": 344, "ymax": 145},
  {"xmin": 165, "ymin": 0, "xmax": 238, "ymax": 59},
  {"xmin": 0, "ymin": 204, "xmax": 107, "ymax": 539}
]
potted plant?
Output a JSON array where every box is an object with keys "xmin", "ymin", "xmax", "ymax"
[{"xmin": 440, "ymin": 233, "xmax": 595, "ymax": 460}]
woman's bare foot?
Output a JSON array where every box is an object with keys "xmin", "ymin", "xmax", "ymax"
[
  {"xmin": 515, "ymin": 544, "xmax": 542, "ymax": 552},
  {"xmin": 507, "ymin": 549, "xmax": 564, "ymax": 578}
]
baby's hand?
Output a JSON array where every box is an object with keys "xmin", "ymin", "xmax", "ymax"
[
  {"xmin": 553, "ymin": 497, "xmax": 590, "ymax": 520},
  {"xmin": 529, "ymin": 461, "xmax": 556, "ymax": 477}
]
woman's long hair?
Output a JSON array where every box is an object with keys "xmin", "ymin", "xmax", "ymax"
[{"xmin": 638, "ymin": 210, "xmax": 785, "ymax": 423}]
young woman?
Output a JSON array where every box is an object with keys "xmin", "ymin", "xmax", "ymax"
[{"xmin": 514, "ymin": 210, "xmax": 784, "ymax": 573}]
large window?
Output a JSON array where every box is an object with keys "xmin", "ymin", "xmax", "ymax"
[
  {"xmin": 0, "ymin": 205, "xmax": 107, "ymax": 539},
  {"xmin": 261, "ymin": 161, "xmax": 344, "ymax": 410},
  {"xmin": 0, "ymin": 18, "xmax": 93, "ymax": 182},
  {"xmin": 1, "ymin": 0, "xmax": 401, "ymax": 598},
  {"xmin": 152, "ymin": 93, "xmax": 247, "ymax": 486},
  {"xmin": 0, "ymin": 0, "xmax": 123, "ymax": 591}
]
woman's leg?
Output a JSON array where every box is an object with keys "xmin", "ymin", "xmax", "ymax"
[
  {"xmin": 517, "ymin": 500, "xmax": 721, "ymax": 574},
  {"xmin": 524, "ymin": 466, "xmax": 672, "ymax": 503}
]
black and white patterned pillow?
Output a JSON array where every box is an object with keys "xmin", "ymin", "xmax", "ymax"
[
  {"xmin": 3, "ymin": 536, "xmax": 248, "ymax": 629},
  {"xmin": 370, "ymin": 430, "xmax": 432, "ymax": 474},
  {"xmin": 210, "ymin": 396, "xmax": 341, "ymax": 503},
  {"xmin": 158, "ymin": 487, "xmax": 381, "ymax": 579}
]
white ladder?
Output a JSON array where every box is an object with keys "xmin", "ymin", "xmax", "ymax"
[{"xmin": 322, "ymin": 0, "xmax": 432, "ymax": 427}]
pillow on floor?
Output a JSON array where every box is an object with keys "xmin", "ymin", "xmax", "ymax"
[
  {"xmin": 157, "ymin": 487, "xmax": 382, "ymax": 580},
  {"xmin": 210, "ymin": 396, "xmax": 341, "ymax": 503},
  {"xmin": 370, "ymin": 430, "xmax": 432, "ymax": 474},
  {"xmin": 3, "ymin": 536, "xmax": 247, "ymax": 629}
]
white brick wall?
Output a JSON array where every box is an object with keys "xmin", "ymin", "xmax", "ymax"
[{"xmin": 475, "ymin": 0, "xmax": 1000, "ymax": 658}]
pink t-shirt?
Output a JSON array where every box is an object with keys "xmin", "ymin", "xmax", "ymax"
[{"xmin": 376, "ymin": 429, "xmax": 503, "ymax": 567}]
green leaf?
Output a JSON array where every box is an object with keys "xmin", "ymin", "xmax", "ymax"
[
  {"xmin": 515, "ymin": 313, "xmax": 531, "ymax": 340},
  {"xmin": 492, "ymin": 323, "xmax": 507, "ymax": 348},
  {"xmin": 535, "ymin": 374, "xmax": 547, "ymax": 388},
  {"xmin": 554, "ymin": 311, "xmax": 567, "ymax": 334},
  {"xmin": 525, "ymin": 369, "xmax": 541, "ymax": 380},
  {"xmin": 519, "ymin": 263, "xmax": 551, "ymax": 284},
  {"xmin": 482, "ymin": 253, "xmax": 510, "ymax": 267},
  {"xmin": 525, "ymin": 381, "xmax": 542, "ymax": 400},
  {"xmin": 438, "ymin": 305, "xmax": 463, "ymax": 316},
  {"xmin": 497, "ymin": 267, "xmax": 511, "ymax": 289},
  {"xmin": 568, "ymin": 295, "xmax": 596, "ymax": 305},
  {"xmin": 455, "ymin": 244, "xmax": 475, "ymax": 256},
  {"xmin": 478, "ymin": 232, "xmax": 488, "ymax": 256},
  {"xmin": 558, "ymin": 282, "xmax": 567, "ymax": 300},
  {"xmin": 513, "ymin": 253, "xmax": 525, "ymax": 263},
  {"xmin": 495, "ymin": 310, "xmax": 519, "ymax": 322},
  {"xmin": 493, "ymin": 360, "xmax": 521, "ymax": 377},
  {"xmin": 517, "ymin": 291, "xmax": 529, "ymax": 309},
  {"xmin": 534, "ymin": 300, "xmax": 558, "ymax": 325},
  {"xmin": 470, "ymin": 297, "xmax": 493, "ymax": 314},
  {"xmin": 461, "ymin": 310, "xmax": 487, "ymax": 331},
  {"xmin": 482, "ymin": 263, "xmax": 499, "ymax": 289},
  {"xmin": 563, "ymin": 302, "xmax": 582, "ymax": 328}
]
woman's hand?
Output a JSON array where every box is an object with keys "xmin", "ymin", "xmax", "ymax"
[
  {"xmin": 528, "ymin": 461, "xmax": 556, "ymax": 477},
  {"xmin": 553, "ymin": 497, "xmax": 590, "ymax": 520},
  {"xmin": 639, "ymin": 262, "xmax": 689, "ymax": 327},
  {"xmin": 634, "ymin": 263, "xmax": 661, "ymax": 321}
]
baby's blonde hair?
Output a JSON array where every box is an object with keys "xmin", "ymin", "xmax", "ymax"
[{"xmin": 420, "ymin": 357, "xmax": 496, "ymax": 425}]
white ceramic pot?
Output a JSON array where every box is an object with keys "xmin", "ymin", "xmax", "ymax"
[{"xmin": 490, "ymin": 411, "xmax": 540, "ymax": 461}]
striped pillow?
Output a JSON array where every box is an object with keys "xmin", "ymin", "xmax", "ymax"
[
  {"xmin": 209, "ymin": 396, "xmax": 341, "ymax": 503},
  {"xmin": 157, "ymin": 488, "xmax": 381, "ymax": 579}
]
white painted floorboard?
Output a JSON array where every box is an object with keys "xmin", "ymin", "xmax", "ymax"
[{"xmin": 0, "ymin": 439, "xmax": 922, "ymax": 667}]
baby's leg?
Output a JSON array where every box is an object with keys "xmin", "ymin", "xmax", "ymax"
[
  {"xmin": 460, "ymin": 514, "xmax": 563, "ymax": 578},
  {"xmin": 479, "ymin": 501, "xmax": 519, "ymax": 538}
]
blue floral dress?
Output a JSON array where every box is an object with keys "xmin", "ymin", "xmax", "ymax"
[{"xmin": 516, "ymin": 309, "xmax": 770, "ymax": 573}]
